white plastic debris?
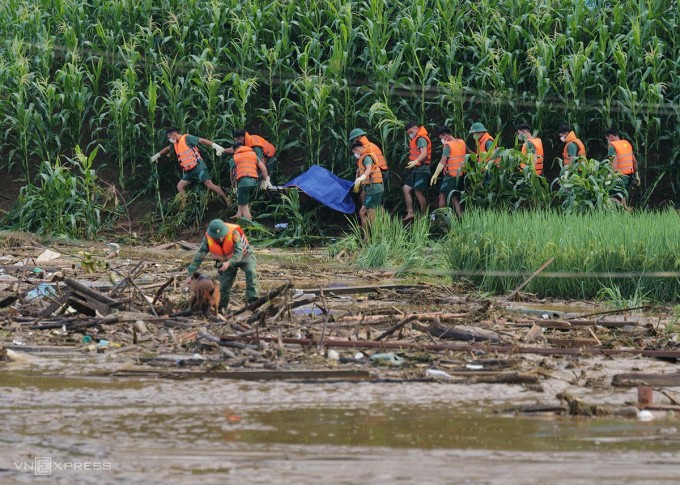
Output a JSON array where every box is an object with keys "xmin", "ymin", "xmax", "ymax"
[
  {"xmin": 465, "ymin": 364, "xmax": 484, "ymax": 370},
  {"xmin": 35, "ymin": 249, "xmax": 61, "ymax": 263},
  {"xmin": 425, "ymin": 369, "xmax": 453, "ymax": 380},
  {"xmin": 327, "ymin": 349, "xmax": 340, "ymax": 361},
  {"xmin": 637, "ymin": 410, "xmax": 654, "ymax": 422}
]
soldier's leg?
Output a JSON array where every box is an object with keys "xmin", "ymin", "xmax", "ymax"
[{"xmin": 217, "ymin": 265, "xmax": 238, "ymax": 311}]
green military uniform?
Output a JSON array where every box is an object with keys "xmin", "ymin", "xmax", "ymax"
[
  {"xmin": 439, "ymin": 144, "xmax": 465, "ymax": 194},
  {"xmin": 187, "ymin": 221, "xmax": 260, "ymax": 310},
  {"xmin": 361, "ymin": 155, "xmax": 384, "ymax": 209},
  {"xmin": 180, "ymin": 135, "xmax": 212, "ymax": 184},
  {"xmin": 405, "ymin": 137, "xmax": 430, "ymax": 191}
]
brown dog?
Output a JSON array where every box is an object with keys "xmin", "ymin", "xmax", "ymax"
[{"xmin": 189, "ymin": 272, "xmax": 220, "ymax": 316}]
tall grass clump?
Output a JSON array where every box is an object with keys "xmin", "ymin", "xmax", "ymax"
[
  {"xmin": 446, "ymin": 209, "xmax": 680, "ymax": 301},
  {"xmin": 350, "ymin": 209, "xmax": 445, "ymax": 275}
]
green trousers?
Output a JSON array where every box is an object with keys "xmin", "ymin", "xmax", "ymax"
[{"xmin": 216, "ymin": 253, "xmax": 259, "ymax": 310}]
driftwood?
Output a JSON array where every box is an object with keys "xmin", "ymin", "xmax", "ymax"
[
  {"xmin": 612, "ymin": 373, "xmax": 680, "ymax": 388},
  {"xmin": 376, "ymin": 315, "xmax": 419, "ymax": 341},
  {"xmin": 507, "ymin": 257, "xmax": 554, "ymax": 301},
  {"xmin": 297, "ymin": 283, "xmax": 427, "ymax": 296},
  {"xmin": 337, "ymin": 312, "xmax": 467, "ymax": 324},
  {"xmin": 415, "ymin": 322, "xmax": 500, "ymax": 343},
  {"xmin": 111, "ymin": 368, "xmax": 372, "ymax": 381},
  {"xmin": 227, "ymin": 281, "xmax": 292, "ymax": 318}
]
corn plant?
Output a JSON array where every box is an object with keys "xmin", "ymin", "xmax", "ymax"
[{"xmin": 3, "ymin": 146, "xmax": 105, "ymax": 239}]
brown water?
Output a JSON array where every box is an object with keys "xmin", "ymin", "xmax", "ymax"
[{"xmin": 2, "ymin": 361, "xmax": 680, "ymax": 484}]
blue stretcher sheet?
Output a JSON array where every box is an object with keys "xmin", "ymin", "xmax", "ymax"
[{"xmin": 284, "ymin": 165, "xmax": 355, "ymax": 214}]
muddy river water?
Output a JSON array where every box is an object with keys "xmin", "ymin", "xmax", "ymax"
[{"xmin": 2, "ymin": 358, "xmax": 680, "ymax": 485}]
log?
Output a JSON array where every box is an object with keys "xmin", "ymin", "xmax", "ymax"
[
  {"xmin": 111, "ymin": 369, "xmax": 373, "ymax": 381},
  {"xmin": 416, "ymin": 323, "xmax": 500, "ymax": 343},
  {"xmin": 337, "ymin": 312, "xmax": 467, "ymax": 324},
  {"xmin": 376, "ymin": 315, "xmax": 419, "ymax": 341},
  {"xmin": 612, "ymin": 373, "xmax": 680, "ymax": 388},
  {"xmin": 227, "ymin": 281, "xmax": 291, "ymax": 317},
  {"xmin": 297, "ymin": 283, "xmax": 427, "ymax": 296},
  {"xmin": 64, "ymin": 278, "xmax": 119, "ymax": 305},
  {"xmin": 547, "ymin": 337, "xmax": 600, "ymax": 348}
]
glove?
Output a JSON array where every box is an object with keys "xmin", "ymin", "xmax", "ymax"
[
  {"xmin": 633, "ymin": 173, "xmax": 641, "ymax": 186},
  {"xmin": 150, "ymin": 152, "xmax": 161, "ymax": 163},
  {"xmin": 353, "ymin": 174, "xmax": 367, "ymax": 193},
  {"xmin": 260, "ymin": 177, "xmax": 274, "ymax": 190},
  {"xmin": 211, "ymin": 143, "xmax": 225, "ymax": 156},
  {"xmin": 430, "ymin": 164, "xmax": 444, "ymax": 186},
  {"xmin": 405, "ymin": 160, "xmax": 419, "ymax": 170}
]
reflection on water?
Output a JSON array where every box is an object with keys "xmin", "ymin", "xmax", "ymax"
[{"xmin": 2, "ymin": 369, "xmax": 680, "ymax": 484}]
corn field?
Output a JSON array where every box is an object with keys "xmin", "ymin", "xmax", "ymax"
[{"xmin": 0, "ymin": 0, "xmax": 678, "ymax": 202}]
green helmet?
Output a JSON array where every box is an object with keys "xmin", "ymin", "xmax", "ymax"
[
  {"xmin": 349, "ymin": 128, "xmax": 367, "ymax": 141},
  {"xmin": 468, "ymin": 122, "xmax": 488, "ymax": 134},
  {"xmin": 207, "ymin": 219, "xmax": 229, "ymax": 239}
]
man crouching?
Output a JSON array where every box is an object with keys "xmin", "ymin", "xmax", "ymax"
[{"xmin": 184, "ymin": 219, "xmax": 260, "ymax": 312}]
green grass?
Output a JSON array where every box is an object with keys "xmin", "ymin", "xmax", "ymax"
[{"xmin": 446, "ymin": 209, "xmax": 680, "ymax": 301}]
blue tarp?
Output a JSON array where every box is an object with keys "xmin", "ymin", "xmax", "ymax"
[{"xmin": 284, "ymin": 165, "xmax": 355, "ymax": 214}]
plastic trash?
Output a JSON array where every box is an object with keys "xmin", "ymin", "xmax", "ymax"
[
  {"xmin": 12, "ymin": 338, "xmax": 25, "ymax": 346},
  {"xmin": 24, "ymin": 283, "xmax": 57, "ymax": 302},
  {"xmin": 370, "ymin": 352, "xmax": 403, "ymax": 366},
  {"xmin": 354, "ymin": 352, "xmax": 365, "ymax": 360},
  {"xmin": 465, "ymin": 364, "xmax": 484, "ymax": 370},
  {"xmin": 425, "ymin": 369, "xmax": 453, "ymax": 380},
  {"xmin": 82, "ymin": 335, "xmax": 92, "ymax": 343},
  {"xmin": 637, "ymin": 410, "xmax": 654, "ymax": 422},
  {"xmin": 35, "ymin": 249, "xmax": 61, "ymax": 263},
  {"xmin": 274, "ymin": 223, "xmax": 289, "ymax": 230},
  {"xmin": 97, "ymin": 339, "xmax": 109, "ymax": 348},
  {"xmin": 327, "ymin": 349, "xmax": 340, "ymax": 361}
]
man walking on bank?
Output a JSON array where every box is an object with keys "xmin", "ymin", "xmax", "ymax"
[
  {"xmin": 402, "ymin": 122, "xmax": 431, "ymax": 222},
  {"xmin": 151, "ymin": 128, "xmax": 230, "ymax": 206}
]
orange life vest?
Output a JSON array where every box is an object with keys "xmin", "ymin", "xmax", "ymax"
[
  {"xmin": 358, "ymin": 136, "xmax": 388, "ymax": 171},
  {"xmin": 245, "ymin": 132, "xmax": 276, "ymax": 158},
  {"xmin": 357, "ymin": 153, "xmax": 383, "ymax": 185},
  {"xmin": 174, "ymin": 134, "xmax": 202, "ymax": 171},
  {"xmin": 562, "ymin": 132, "xmax": 586, "ymax": 166},
  {"xmin": 234, "ymin": 146, "xmax": 259, "ymax": 180},
  {"xmin": 443, "ymin": 139, "xmax": 467, "ymax": 176},
  {"xmin": 609, "ymin": 140, "xmax": 635, "ymax": 175},
  {"xmin": 521, "ymin": 137, "xmax": 544, "ymax": 175},
  {"xmin": 475, "ymin": 132, "xmax": 501, "ymax": 166},
  {"xmin": 408, "ymin": 126, "xmax": 432, "ymax": 166},
  {"xmin": 205, "ymin": 224, "xmax": 249, "ymax": 261}
]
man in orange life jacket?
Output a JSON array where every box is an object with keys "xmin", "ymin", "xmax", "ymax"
[
  {"xmin": 229, "ymin": 142, "xmax": 271, "ymax": 221},
  {"xmin": 185, "ymin": 219, "xmax": 259, "ymax": 311},
  {"xmin": 349, "ymin": 128, "xmax": 389, "ymax": 184},
  {"xmin": 151, "ymin": 128, "xmax": 230, "ymax": 206},
  {"xmin": 605, "ymin": 128, "xmax": 639, "ymax": 206},
  {"xmin": 403, "ymin": 122, "xmax": 431, "ymax": 222},
  {"xmin": 430, "ymin": 126, "xmax": 467, "ymax": 217},
  {"xmin": 557, "ymin": 124, "xmax": 586, "ymax": 168},
  {"xmin": 223, "ymin": 130, "xmax": 276, "ymax": 188},
  {"xmin": 351, "ymin": 140, "xmax": 384, "ymax": 239},
  {"xmin": 516, "ymin": 124, "xmax": 544, "ymax": 176},
  {"xmin": 468, "ymin": 122, "xmax": 499, "ymax": 167}
]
